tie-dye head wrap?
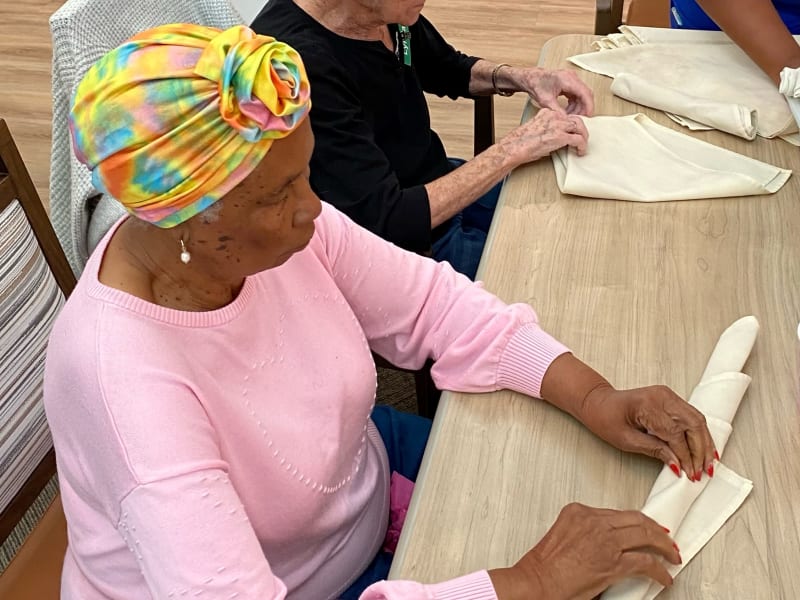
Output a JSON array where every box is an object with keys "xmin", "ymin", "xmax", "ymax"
[{"xmin": 69, "ymin": 24, "xmax": 311, "ymax": 227}]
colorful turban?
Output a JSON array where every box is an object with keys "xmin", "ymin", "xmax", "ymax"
[{"xmin": 69, "ymin": 24, "xmax": 311, "ymax": 227}]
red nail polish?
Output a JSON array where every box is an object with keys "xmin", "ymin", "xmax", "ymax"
[
  {"xmin": 695, "ymin": 471, "xmax": 702, "ymax": 481},
  {"xmin": 670, "ymin": 463, "xmax": 680, "ymax": 477},
  {"xmin": 662, "ymin": 526, "xmax": 670, "ymax": 533},
  {"xmin": 714, "ymin": 450, "xmax": 720, "ymax": 461},
  {"xmin": 707, "ymin": 464, "xmax": 714, "ymax": 477}
]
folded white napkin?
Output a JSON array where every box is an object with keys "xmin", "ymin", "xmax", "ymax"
[
  {"xmin": 592, "ymin": 25, "xmax": 800, "ymax": 51},
  {"xmin": 551, "ymin": 114, "xmax": 791, "ymax": 202},
  {"xmin": 610, "ymin": 73, "xmax": 757, "ymax": 140},
  {"xmin": 571, "ymin": 32, "xmax": 798, "ymax": 140},
  {"xmin": 601, "ymin": 316, "xmax": 758, "ymax": 600}
]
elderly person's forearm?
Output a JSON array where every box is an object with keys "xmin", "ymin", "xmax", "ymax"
[
  {"xmin": 538, "ymin": 354, "xmax": 717, "ymax": 480},
  {"xmin": 424, "ymin": 143, "xmax": 514, "ymax": 227},
  {"xmin": 538, "ymin": 352, "xmax": 609, "ymax": 420},
  {"xmin": 426, "ymin": 111, "xmax": 588, "ymax": 228},
  {"xmin": 695, "ymin": 0, "xmax": 800, "ymax": 83},
  {"xmin": 467, "ymin": 59, "xmax": 534, "ymax": 96}
]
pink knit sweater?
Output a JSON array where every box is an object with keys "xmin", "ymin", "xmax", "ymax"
[{"xmin": 44, "ymin": 204, "xmax": 569, "ymax": 599}]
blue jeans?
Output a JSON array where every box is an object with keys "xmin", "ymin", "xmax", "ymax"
[
  {"xmin": 431, "ymin": 159, "xmax": 502, "ymax": 280},
  {"xmin": 338, "ymin": 406, "xmax": 432, "ymax": 599}
]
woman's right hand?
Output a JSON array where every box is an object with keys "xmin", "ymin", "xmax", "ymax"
[
  {"xmin": 488, "ymin": 503, "xmax": 681, "ymax": 600},
  {"xmin": 498, "ymin": 107, "xmax": 589, "ymax": 168}
]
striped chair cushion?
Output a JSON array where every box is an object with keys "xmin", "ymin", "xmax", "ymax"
[{"xmin": 0, "ymin": 200, "xmax": 65, "ymax": 514}]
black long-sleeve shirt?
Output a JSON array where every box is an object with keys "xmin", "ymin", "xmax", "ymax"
[{"xmin": 252, "ymin": 0, "xmax": 480, "ymax": 253}]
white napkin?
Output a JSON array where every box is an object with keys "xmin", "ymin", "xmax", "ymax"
[
  {"xmin": 591, "ymin": 25, "xmax": 727, "ymax": 49},
  {"xmin": 610, "ymin": 74, "xmax": 757, "ymax": 140},
  {"xmin": 779, "ymin": 66, "xmax": 800, "ymax": 131},
  {"xmin": 601, "ymin": 316, "xmax": 758, "ymax": 600},
  {"xmin": 551, "ymin": 114, "xmax": 791, "ymax": 202},
  {"xmin": 570, "ymin": 35, "xmax": 798, "ymax": 140},
  {"xmin": 592, "ymin": 25, "xmax": 800, "ymax": 49}
]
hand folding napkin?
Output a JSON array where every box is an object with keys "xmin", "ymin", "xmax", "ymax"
[
  {"xmin": 601, "ymin": 316, "xmax": 759, "ymax": 600},
  {"xmin": 551, "ymin": 114, "xmax": 791, "ymax": 202}
]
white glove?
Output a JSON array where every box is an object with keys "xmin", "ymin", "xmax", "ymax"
[{"xmin": 779, "ymin": 66, "xmax": 800, "ymax": 128}]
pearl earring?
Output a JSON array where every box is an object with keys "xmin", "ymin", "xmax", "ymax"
[{"xmin": 179, "ymin": 239, "xmax": 191, "ymax": 264}]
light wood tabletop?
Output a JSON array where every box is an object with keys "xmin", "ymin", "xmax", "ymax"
[{"xmin": 389, "ymin": 34, "xmax": 800, "ymax": 598}]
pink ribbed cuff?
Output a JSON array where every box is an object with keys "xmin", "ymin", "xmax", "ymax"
[
  {"xmin": 496, "ymin": 323, "xmax": 570, "ymax": 398},
  {"xmin": 428, "ymin": 570, "xmax": 498, "ymax": 599}
]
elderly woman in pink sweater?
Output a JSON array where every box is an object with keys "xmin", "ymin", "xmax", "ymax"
[{"xmin": 44, "ymin": 23, "xmax": 716, "ymax": 600}]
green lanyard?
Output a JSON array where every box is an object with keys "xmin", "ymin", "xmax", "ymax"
[{"xmin": 397, "ymin": 25, "xmax": 412, "ymax": 66}]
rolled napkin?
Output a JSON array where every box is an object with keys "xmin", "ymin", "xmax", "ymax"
[
  {"xmin": 551, "ymin": 114, "xmax": 791, "ymax": 202},
  {"xmin": 610, "ymin": 73, "xmax": 757, "ymax": 140},
  {"xmin": 601, "ymin": 316, "xmax": 758, "ymax": 600},
  {"xmin": 570, "ymin": 37, "xmax": 797, "ymax": 139}
]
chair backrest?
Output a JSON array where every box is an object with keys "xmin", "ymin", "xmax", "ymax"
[
  {"xmin": 231, "ymin": 0, "xmax": 268, "ymax": 23},
  {"xmin": 627, "ymin": 0, "xmax": 670, "ymax": 29},
  {"xmin": 595, "ymin": 0, "xmax": 670, "ymax": 35},
  {"xmin": 48, "ymin": 0, "xmax": 245, "ymax": 274},
  {"xmin": 0, "ymin": 118, "xmax": 76, "ymax": 546}
]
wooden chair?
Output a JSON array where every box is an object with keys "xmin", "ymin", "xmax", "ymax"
[
  {"xmin": 0, "ymin": 119, "xmax": 75, "ymax": 598},
  {"xmin": 473, "ymin": 96, "xmax": 495, "ymax": 156},
  {"xmin": 595, "ymin": 0, "xmax": 671, "ymax": 35},
  {"xmin": 374, "ymin": 354, "xmax": 439, "ymax": 419}
]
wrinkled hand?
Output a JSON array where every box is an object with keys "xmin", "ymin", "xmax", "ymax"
[
  {"xmin": 492, "ymin": 503, "xmax": 681, "ymax": 600},
  {"xmin": 578, "ymin": 384, "xmax": 717, "ymax": 481},
  {"xmin": 500, "ymin": 107, "xmax": 589, "ymax": 167},
  {"xmin": 518, "ymin": 67, "xmax": 594, "ymax": 116}
]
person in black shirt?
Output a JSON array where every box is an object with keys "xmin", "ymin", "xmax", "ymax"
[{"xmin": 252, "ymin": 0, "xmax": 593, "ymax": 279}]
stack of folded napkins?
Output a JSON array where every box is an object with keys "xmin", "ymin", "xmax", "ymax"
[
  {"xmin": 601, "ymin": 316, "xmax": 758, "ymax": 600},
  {"xmin": 590, "ymin": 25, "xmax": 800, "ymax": 52},
  {"xmin": 551, "ymin": 114, "xmax": 792, "ymax": 202},
  {"xmin": 569, "ymin": 27, "xmax": 800, "ymax": 144}
]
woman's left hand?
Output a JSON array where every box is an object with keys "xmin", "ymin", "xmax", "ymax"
[
  {"xmin": 517, "ymin": 67, "xmax": 594, "ymax": 116},
  {"xmin": 577, "ymin": 384, "xmax": 717, "ymax": 481}
]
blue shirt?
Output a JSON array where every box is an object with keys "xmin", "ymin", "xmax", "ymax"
[{"xmin": 671, "ymin": 0, "xmax": 800, "ymax": 33}]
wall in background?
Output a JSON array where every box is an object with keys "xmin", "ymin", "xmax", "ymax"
[{"xmin": 230, "ymin": 0, "xmax": 265, "ymax": 23}]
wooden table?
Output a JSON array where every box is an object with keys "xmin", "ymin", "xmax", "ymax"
[{"xmin": 389, "ymin": 34, "xmax": 800, "ymax": 598}]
